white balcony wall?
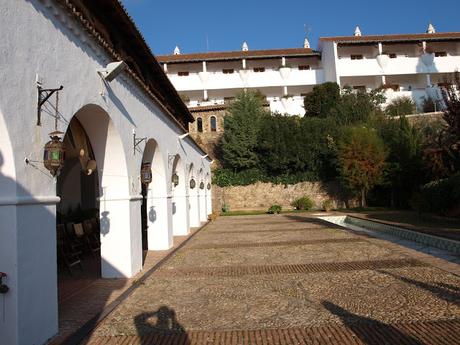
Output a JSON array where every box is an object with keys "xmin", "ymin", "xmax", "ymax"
[
  {"xmin": 168, "ymin": 73, "xmax": 203, "ymax": 91},
  {"xmin": 338, "ymin": 55, "xmax": 460, "ymax": 77},
  {"xmin": 169, "ymin": 69, "xmax": 325, "ymax": 92}
]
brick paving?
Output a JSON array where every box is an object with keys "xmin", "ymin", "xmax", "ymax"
[
  {"xmin": 51, "ymin": 227, "xmax": 205, "ymax": 345},
  {"xmin": 84, "ymin": 215, "xmax": 460, "ymax": 344}
]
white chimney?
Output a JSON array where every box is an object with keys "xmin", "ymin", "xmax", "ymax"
[
  {"xmin": 242, "ymin": 41, "xmax": 249, "ymax": 51},
  {"xmin": 426, "ymin": 23, "xmax": 436, "ymax": 34},
  {"xmin": 173, "ymin": 46, "xmax": 181, "ymax": 55},
  {"xmin": 354, "ymin": 26, "xmax": 362, "ymax": 37}
]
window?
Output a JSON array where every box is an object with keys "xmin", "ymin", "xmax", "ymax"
[
  {"xmin": 350, "ymin": 55, "xmax": 363, "ymax": 60},
  {"xmin": 210, "ymin": 116, "xmax": 217, "ymax": 132},
  {"xmin": 253, "ymin": 67, "xmax": 265, "ymax": 72},
  {"xmin": 178, "ymin": 71, "xmax": 189, "ymax": 76},
  {"xmin": 197, "ymin": 117, "xmax": 203, "ymax": 132},
  {"xmin": 435, "ymin": 51, "xmax": 447, "ymax": 57},
  {"xmin": 223, "ymin": 69, "xmax": 234, "ymax": 74},
  {"xmin": 389, "ymin": 53, "xmax": 397, "ymax": 59},
  {"xmin": 298, "ymin": 65, "xmax": 311, "ymax": 70},
  {"xmin": 224, "ymin": 97, "xmax": 235, "ymax": 104}
]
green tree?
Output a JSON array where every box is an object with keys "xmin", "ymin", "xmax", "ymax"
[
  {"xmin": 423, "ymin": 72, "xmax": 460, "ymax": 178},
  {"xmin": 337, "ymin": 126, "xmax": 387, "ymax": 207},
  {"xmin": 221, "ymin": 91, "xmax": 268, "ymax": 170},
  {"xmin": 332, "ymin": 87, "xmax": 386, "ymax": 125},
  {"xmin": 304, "ymin": 82, "xmax": 340, "ymax": 118},
  {"xmin": 378, "ymin": 117, "xmax": 425, "ymax": 207},
  {"xmin": 257, "ymin": 113, "xmax": 304, "ymax": 175},
  {"xmin": 385, "ymin": 96, "xmax": 416, "ymax": 117}
]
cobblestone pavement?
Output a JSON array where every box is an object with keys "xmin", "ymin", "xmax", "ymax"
[{"xmin": 85, "ymin": 215, "xmax": 460, "ymax": 344}]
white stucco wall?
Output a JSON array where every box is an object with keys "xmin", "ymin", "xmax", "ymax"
[{"xmin": 0, "ymin": 1, "xmax": 212, "ymax": 344}]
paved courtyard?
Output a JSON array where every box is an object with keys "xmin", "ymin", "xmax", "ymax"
[{"xmin": 85, "ymin": 215, "xmax": 460, "ymax": 344}]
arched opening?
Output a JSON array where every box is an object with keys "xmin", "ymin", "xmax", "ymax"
[
  {"xmin": 196, "ymin": 117, "xmax": 203, "ymax": 132},
  {"xmin": 210, "ymin": 116, "xmax": 217, "ymax": 132},
  {"xmin": 140, "ymin": 139, "xmax": 171, "ymax": 251},
  {"xmin": 56, "ymin": 104, "xmax": 134, "ymax": 284},
  {"xmin": 188, "ymin": 163, "xmax": 200, "ymax": 227},
  {"xmin": 56, "ymin": 117, "xmax": 101, "ymax": 285},
  {"xmin": 171, "ymin": 155, "xmax": 189, "ymax": 235}
]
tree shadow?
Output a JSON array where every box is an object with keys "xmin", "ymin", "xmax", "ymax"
[
  {"xmin": 134, "ymin": 306, "xmax": 190, "ymax": 344},
  {"xmin": 377, "ymin": 270, "xmax": 460, "ymax": 306},
  {"xmin": 321, "ymin": 301, "xmax": 424, "ymax": 345}
]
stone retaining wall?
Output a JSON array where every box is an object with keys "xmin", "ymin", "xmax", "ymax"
[{"xmin": 212, "ymin": 181, "xmax": 357, "ymax": 212}]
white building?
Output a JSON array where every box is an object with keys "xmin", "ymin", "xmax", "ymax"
[
  {"xmin": 0, "ymin": 1, "xmax": 212, "ymax": 344},
  {"xmin": 158, "ymin": 24, "xmax": 460, "ymax": 116}
]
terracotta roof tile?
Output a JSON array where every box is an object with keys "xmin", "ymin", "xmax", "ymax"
[
  {"xmin": 157, "ymin": 48, "xmax": 320, "ymax": 63},
  {"xmin": 320, "ymin": 32, "xmax": 460, "ymax": 44}
]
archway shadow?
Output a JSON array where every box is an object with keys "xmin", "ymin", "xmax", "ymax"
[
  {"xmin": 321, "ymin": 301, "xmax": 424, "ymax": 345},
  {"xmin": 134, "ymin": 306, "xmax": 190, "ymax": 344}
]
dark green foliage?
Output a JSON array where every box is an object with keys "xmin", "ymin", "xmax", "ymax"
[
  {"xmin": 257, "ymin": 113, "xmax": 304, "ymax": 176},
  {"xmin": 212, "ymin": 168, "xmax": 318, "ymax": 187},
  {"xmin": 385, "ymin": 96, "xmax": 416, "ymax": 117},
  {"xmin": 378, "ymin": 116, "xmax": 426, "ymax": 208},
  {"xmin": 221, "ymin": 91, "xmax": 268, "ymax": 170},
  {"xmin": 422, "ymin": 73, "xmax": 460, "ymax": 179},
  {"xmin": 267, "ymin": 204, "xmax": 282, "ymax": 214},
  {"xmin": 421, "ymin": 97, "xmax": 437, "ymax": 113},
  {"xmin": 337, "ymin": 126, "xmax": 387, "ymax": 207},
  {"xmin": 304, "ymin": 82, "xmax": 340, "ymax": 118},
  {"xmin": 419, "ymin": 173, "xmax": 460, "ymax": 215},
  {"xmin": 331, "ymin": 87, "xmax": 386, "ymax": 125},
  {"xmin": 291, "ymin": 196, "xmax": 314, "ymax": 210}
]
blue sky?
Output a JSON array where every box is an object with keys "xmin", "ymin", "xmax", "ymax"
[{"xmin": 121, "ymin": 0, "xmax": 460, "ymax": 56}]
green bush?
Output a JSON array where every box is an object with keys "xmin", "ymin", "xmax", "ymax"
[
  {"xmin": 212, "ymin": 168, "xmax": 318, "ymax": 187},
  {"xmin": 267, "ymin": 204, "xmax": 282, "ymax": 214},
  {"xmin": 385, "ymin": 96, "xmax": 416, "ymax": 117},
  {"xmin": 291, "ymin": 196, "xmax": 314, "ymax": 210},
  {"xmin": 322, "ymin": 199, "xmax": 334, "ymax": 212},
  {"xmin": 222, "ymin": 204, "xmax": 229, "ymax": 213},
  {"xmin": 419, "ymin": 173, "xmax": 460, "ymax": 214}
]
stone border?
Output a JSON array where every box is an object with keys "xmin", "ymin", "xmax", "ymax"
[{"xmin": 320, "ymin": 216, "xmax": 460, "ymax": 255}]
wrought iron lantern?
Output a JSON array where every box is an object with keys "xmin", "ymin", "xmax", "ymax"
[
  {"xmin": 207, "ymin": 183, "xmax": 211, "ymax": 190},
  {"xmin": 189, "ymin": 178, "xmax": 196, "ymax": 189},
  {"xmin": 199, "ymin": 181, "xmax": 205, "ymax": 189},
  {"xmin": 43, "ymin": 131, "xmax": 65, "ymax": 176},
  {"xmin": 172, "ymin": 172, "xmax": 179, "ymax": 187},
  {"xmin": 141, "ymin": 162, "xmax": 152, "ymax": 185}
]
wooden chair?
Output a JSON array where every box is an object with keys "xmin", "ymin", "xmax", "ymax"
[{"xmin": 56, "ymin": 224, "xmax": 82, "ymax": 275}]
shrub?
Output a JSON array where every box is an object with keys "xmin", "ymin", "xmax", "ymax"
[
  {"xmin": 208, "ymin": 212, "xmax": 219, "ymax": 221},
  {"xmin": 421, "ymin": 97, "xmax": 437, "ymax": 113},
  {"xmin": 419, "ymin": 173, "xmax": 460, "ymax": 215},
  {"xmin": 222, "ymin": 204, "xmax": 229, "ymax": 213},
  {"xmin": 291, "ymin": 196, "xmax": 314, "ymax": 210},
  {"xmin": 267, "ymin": 204, "xmax": 282, "ymax": 214},
  {"xmin": 385, "ymin": 96, "xmax": 416, "ymax": 117},
  {"xmin": 322, "ymin": 199, "xmax": 334, "ymax": 212}
]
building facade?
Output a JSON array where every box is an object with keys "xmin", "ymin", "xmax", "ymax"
[
  {"xmin": 0, "ymin": 1, "xmax": 212, "ymax": 344},
  {"xmin": 158, "ymin": 25, "xmax": 460, "ymax": 122}
]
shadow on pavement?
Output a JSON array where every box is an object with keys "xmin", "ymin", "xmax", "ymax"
[
  {"xmin": 321, "ymin": 301, "xmax": 424, "ymax": 345},
  {"xmin": 134, "ymin": 306, "xmax": 190, "ymax": 344},
  {"xmin": 377, "ymin": 270, "xmax": 460, "ymax": 306}
]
